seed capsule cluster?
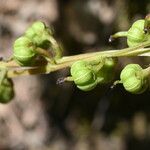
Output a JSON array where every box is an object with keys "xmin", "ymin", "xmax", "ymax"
[
  {"xmin": 25, "ymin": 21, "xmax": 52, "ymax": 48},
  {"xmin": 13, "ymin": 21, "xmax": 61, "ymax": 66},
  {"xmin": 9, "ymin": 16, "xmax": 150, "ymax": 96},
  {"xmin": 108, "ymin": 16, "xmax": 150, "ymax": 94},
  {"xmin": 69, "ymin": 58, "xmax": 117, "ymax": 91}
]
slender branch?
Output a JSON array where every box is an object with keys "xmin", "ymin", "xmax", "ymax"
[
  {"xmin": 0, "ymin": 60, "xmax": 19, "ymax": 68},
  {"xmin": 57, "ymin": 40, "xmax": 150, "ymax": 64},
  {"xmin": 0, "ymin": 40, "xmax": 150, "ymax": 78},
  {"xmin": 5, "ymin": 48, "xmax": 150, "ymax": 78},
  {"xmin": 118, "ymin": 48, "xmax": 150, "ymax": 56},
  {"xmin": 143, "ymin": 66, "xmax": 150, "ymax": 77},
  {"xmin": 35, "ymin": 47, "xmax": 55, "ymax": 64},
  {"xmin": 140, "ymin": 52, "xmax": 150, "ymax": 56}
]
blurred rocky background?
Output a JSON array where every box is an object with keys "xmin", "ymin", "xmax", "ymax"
[{"xmin": 0, "ymin": 0, "xmax": 150, "ymax": 150}]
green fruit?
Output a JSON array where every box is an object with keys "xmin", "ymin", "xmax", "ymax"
[
  {"xmin": 70, "ymin": 60, "xmax": 97, "ymax": 91},
  {"xmin": 25, "ymin": 21, "xmax": 52, "ymax": 47},
  {"xmin": 110, "ymin": 19, "xmax": 150, "ymax": 47},
  {"xmin": 13, "ymin": 36, "xmax": 37, "ymax": 66},
  {"xmin": 0, "ymin": 78, "xmax": 14, "ymax": 103},
  {"xmin": 127, "ymin": 20, "xmax": 150, "ymax": 47},
  {"xmin": 96, "ymin": 58, "xmax": 117, "ymax": 84},
  {"xmin": 120, "ymin": 64, "xmax": 148, "ymax": 94},
  {"xmin": 71, "ymin": 60, "xmax": 87, "ymax": 76},
  {"xmin": 72, "ymin": 68, "xmax": 96, "ymax": 86},
  {"xmin": 70, "ymin": 58, "xmax": 117, "ymax": 91}
]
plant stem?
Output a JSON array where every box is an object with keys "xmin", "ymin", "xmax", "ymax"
[
  {"xmin": 35, "ymin": 47, "xmax": 55, "ymax": 64},
  {"xmin": 49, "ymin": 37, "xmax": 62, "ymax": 59},
  {"xmin": 0, "ymin": 69, "xmax": 7, "ymax": 85},
  {"xmin": 0, "ymin": 60, "xmax": 19, "ymax": 68},
  {"xmin": 109, "ymin": 31, "xmax": 128, "ymax": 42},
  {"xmin": 1, "ymin": 40, "xmax": 150, "ymax": 78},
  {"xmin": 143, "ymin": 66, "xmax": 150, "ymax": 77},
  {"xmin": 57, "ymin": 40, "xmax": 150, "ymax": 64},
  {"xmin": 6, "ymin": 49, "xmax": 150, "ymax": 78},
  {"xmin": 118, "ymin": 48, "xmax": 150, "ymax": 56},
  {"xmin": 140, "ymin": 52, "xmax": 150, "ymax": 56}
]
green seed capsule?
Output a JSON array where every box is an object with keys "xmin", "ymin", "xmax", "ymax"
[
  {"xmin": 0, "ymin": 78, "xmax": 14, "ymax": 103},
  {"xmin": 71, "ymin": 60, "xmax": 87, "ymax": 77},
  {"xmin": 70, "ymin": 58, "xmax": 117, "ymax": 91},
  {"xmin": 96, "ymin": 58, "xmax": 117, "ymax": 84},
  {"xmin": 127, "ymin": 20, "xmax": 150, "ymax": 47},
  {"xmin": 71, "ymin": 61, "xmax": 96, "ymax": 86},
  {"xmin": 72, "ymin": 68, "xmax": 96, "ymax": 86},
  {"xmin": 104, "ymin": 57, "xmax": 117, "ymax": 68},
  {"xmin": 25, "ymin": 21, "xmax": 52, "ymax": 48},
  {"xmin": 13, "ymin": 36, "xmax": 37, "ymax": 66},
  {"xmin": 25, "ymin": 21, "xmax": 62, "ymax": 60},
  {"xmin": 120, "ymin": 64, "xmax": 148, "ymax": 94},
  {"xmin": 70, "ymin": 60, "xmax": 97, "ymax": 91}
]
